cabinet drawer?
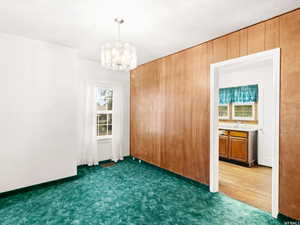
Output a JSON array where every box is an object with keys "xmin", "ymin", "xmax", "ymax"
[
  {"xmin": 219, "ymin": 130, "xmax": 229, "ymax": 135},
  {"xmin": 229, "ymin": 131, "xmax": 248, "ymax": 138}
]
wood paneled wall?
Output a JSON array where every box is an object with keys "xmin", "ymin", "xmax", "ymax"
[
  {"xmin": 130, "ymin": 9, "xmax": 300, "ymax": 220},
  {"xmin": 279, "ymin": 10, "xmax": 300, "ymax": 220}
]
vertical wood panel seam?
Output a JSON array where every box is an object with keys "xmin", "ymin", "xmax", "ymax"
[
  {"xmin": 238, "ymin": 31, "xmax": 241, "ymax": 57},
  {"xmin": 246, "ymin": 29, "xmax": 249, "ymax": 55},
  {"xmin": 264, "ymin": 22, "xmax": 267, "ymax": 50},
  {"xmin": 226, "ymin": 36, "xmax": 228, "ymax": 59}
]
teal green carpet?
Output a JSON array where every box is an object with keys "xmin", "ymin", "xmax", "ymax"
[{"xmin": 0, "ymin": 159, "xmax": 286, "ymax": 225}]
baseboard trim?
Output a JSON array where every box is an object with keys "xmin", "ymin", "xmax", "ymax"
[
  {"xmin": 277, "ymin": 213, "xmax": 300, "ymax": 223},
  {"xmin": 0, "ymin": 175, "xmax": 78, "ymax": 198},
  {"xmin": 1, "ymin": 157, "xmax": 132, "ymax": 197},
  {"xmin": 219, "ymin": 157, "xmax": 254, "ymax": 167}
]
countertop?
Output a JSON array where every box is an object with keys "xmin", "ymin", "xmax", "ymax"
[{"xmin": 218, "ymin": 123, "xmax": 258, "ymax": 132}]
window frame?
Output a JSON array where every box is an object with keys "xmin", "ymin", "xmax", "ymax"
[
  {"xmin": 232, "ymin": 102, "xmax": 256, "ymax": 121},
  {"xmin": 218, "ymin": 104, "xmax": 230, "ymax": 120},
  {"xmin": 96, "ymin": 87, "xmax": 113, "ymax": 140}
]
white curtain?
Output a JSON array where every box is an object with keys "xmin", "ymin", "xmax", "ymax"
[
  {"xmin": 78, "ymin": 83, "xmax": 99, "ymax": 166},
  {"xmin": 112, "ymin": 85, "xmax": 124, "ymax": 162}
]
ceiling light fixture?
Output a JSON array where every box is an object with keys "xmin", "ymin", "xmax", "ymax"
[{"xmin": 100, "ymin": 18, "xmax": 137, "ymax": 71}]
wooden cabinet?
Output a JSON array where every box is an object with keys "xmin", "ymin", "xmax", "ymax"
[
  {"xmin": 219, "ymin": 129, "xmax": 257, "ymax": 167},
  {"xmin": 219, "ymin": 135, "xmax": 229, "ymax": 158},
  {"xmin": 229, "ymin": 136, "xmax": 248, "ymax": 162}
]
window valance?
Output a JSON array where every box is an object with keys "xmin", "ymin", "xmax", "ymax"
[{"xmin": 219, "ymin": 85, "xmax": 258, "ymax": 104}]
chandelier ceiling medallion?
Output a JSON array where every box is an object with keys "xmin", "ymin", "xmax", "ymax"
[{"xmin": 100, "ymin": 18, "xmax": 137, "ymax": 71}]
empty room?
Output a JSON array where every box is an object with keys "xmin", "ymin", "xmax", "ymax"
[{"xmin": 0, "ymin": 1, "xmax": 300, "ymax": 224}]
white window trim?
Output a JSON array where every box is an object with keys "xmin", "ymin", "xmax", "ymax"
[
  {"xmin": 96, "ymin": 87, "xmax": 113, "ymax": 140},
  {"xmin": 97, "ymin": 135, "xmax": 112, "ymax": 141},
  {"xmin": 232, "ymin": 102, "xmax": 256, "ymax": 121},
  {"xmin": 92, "ymin": 81, "xmax": 123, "ymax": 142},
  {"xmin": 218, "ymin": 104, "xmax": 230, "ymax": 120}
]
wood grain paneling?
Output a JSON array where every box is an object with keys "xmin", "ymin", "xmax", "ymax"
[
  {"xmin": 227, "ymin": 32, "xmax": 240, "ymax": 59},
  {"xmin": 130, "ymin": 69, "xmax": 138, "ymax": 157},
  {"xmin": 213, "ymin": 36, "xmax": 228, "ymax": 62},
  {"xmin": 182, "ymin": 44, "xmax": 210, "ymax": 183},
  {"xmin": 130, "ymin": 9, "xmax": 300, "ymax": 220},
  {"xmin": 130, "ymin": 60, "xmax": 162, "ymax": 166},
  {"xmin": 239, "ymin": 29, "xmax": 248, "ymax": 56},
  {"xmin": 279, "ymin": 9, "xmax": 300, "ymax": 220},
  {"xmin": 247, "ymin": 23, "xmax": 265, "ymax": 54},
  {"xmin": 160, "ymin": 52, "xmax": 185, "ymax": 174},
  {"xmin": 265, "ymin": 18, "xmax": 280, "ymax": 50}
]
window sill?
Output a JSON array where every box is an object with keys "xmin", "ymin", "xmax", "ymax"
[
  {"xmin": 97, "ymin": 136, "xmax": 112, "ymax": 142},
  {"xmin": 219, "ymin": 117, "xmax": 230, "ymax": 120},
  {"xmin": 232, "ymin": 117, "xmax": 256, "ymax": 121}
]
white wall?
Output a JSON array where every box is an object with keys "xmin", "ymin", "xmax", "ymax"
[
  {"xmin": 0, "ymin": 33, "xmax": 131, "ymax": 193},
  {"xmin": 77, "ymin": 59, "xmax": 130, "ymax": 163},
  {"xmin": 0, "ymin": 33, "xmax": 78, "ymax": 193},
  {"xmin": 219, "ymin": 60, "xmax": 274, "ymax": 167}
]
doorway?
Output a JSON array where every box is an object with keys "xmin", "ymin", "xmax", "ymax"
[{"xmin": 209, "ymin": 49, "xmax": 280, "ymax": 217}]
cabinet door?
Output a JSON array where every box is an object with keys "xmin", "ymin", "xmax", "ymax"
[
  {"xmin": 219, "ymin": 135, "xmax": 229, "ymax": 158},
  {"xmin": 229, "ymin": 137, "xmax": 248, "ymax": 162}
]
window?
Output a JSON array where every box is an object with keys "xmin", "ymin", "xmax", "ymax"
[
  {"xmin": 232, "ymin": 103, "xmax": 256, "ymax": 121},
  {"xmin": 96, "ymin": 88, "xmax": 113, "ymax": 138},
  {"xmin": 218, "ymin": 104, "xmax": 230, "ymax": 120}
]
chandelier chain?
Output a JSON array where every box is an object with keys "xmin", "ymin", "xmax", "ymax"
[{"xmin": 117, "ymin": 21, "xmax": 120, "ymax": 41}]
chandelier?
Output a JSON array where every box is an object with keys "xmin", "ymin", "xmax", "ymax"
[{"xmin": 101, "ymin": 18, "xmax": 137, "ymax": 71}]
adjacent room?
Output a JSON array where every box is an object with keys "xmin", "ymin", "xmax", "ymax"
[
  {"xmin": 0, "ymin": 1, "xmax": 299, "ymax": 225},
  {"xmin": 216, "ymin": 58, "xmax": 276, "ymax": 213}
]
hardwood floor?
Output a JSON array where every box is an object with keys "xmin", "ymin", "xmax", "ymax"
[{"xmin": 219, "ymin": 160, "xmax": 272, "ymax": 212}]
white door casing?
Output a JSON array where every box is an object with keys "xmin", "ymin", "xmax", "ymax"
[{"xmin": 209, "ymin": 48, "xmax": 280, "ymax": 218}]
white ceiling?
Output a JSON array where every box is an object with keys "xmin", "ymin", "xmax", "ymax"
[{"xmin": 0, "ymin": 0, "xmax": 299, "ymax": 65}]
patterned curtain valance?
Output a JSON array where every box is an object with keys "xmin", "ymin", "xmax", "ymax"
[{"xmin": 219, "ymin": 85, "xmax": 258, "ymax": 104}]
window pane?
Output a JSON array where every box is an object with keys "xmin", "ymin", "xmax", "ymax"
[
  {"xmin": 97, "ymin": 114, "xmax": 107, "ymax": 124},
  {"xmin": 96, "ymin": 88, "xmax": 113, "ymax": 111},
  {"xmin": 108, "ymin": 114, "xmax": 112, "ymax": 125},
  {"xmin": 105, "ymin": 89, "xmax": 113, "ymax": 98},
  {"xmin": 234, "ymin": 105, "xmax": 253, "ymax": 117},
  {"xmin": 98, "ymin": 125, "xmax": 108, "ymax": 136},
  {"xmin": 97, "ymin": 100, "xmax": 107, "ymax": 111},
  {"xmin": 106, "ymin": 98, "xmax": 112, "ymax": 110},
  {"xmin": 108, "ymin": 125, "xmax": 112, "ymax": 135},
  {"xmin": 96, "ymin": 87, "xmax": 113, "ymax": 137},
  {"xmin": 219, "ymin": 106, "xmax": 228, "ymax": 117},
  {"xmin": 98, "ymin": 88, "xmax": 112, "ymax": 98}
]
